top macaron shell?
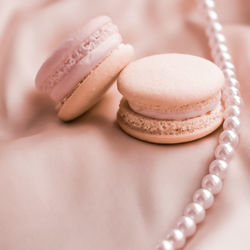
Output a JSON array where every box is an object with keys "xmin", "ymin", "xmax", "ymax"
[
  {"xmin": 117, "ymin": 54, "xmax": 225, "ymax": 109},
  {"xmin": 35, "ymin": 16, "xmax": 122, "ymax": 102}
]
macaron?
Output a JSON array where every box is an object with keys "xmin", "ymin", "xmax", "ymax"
[
  {"xmin": 117, "ymin": 53, "xmax": 225, "ymax": 144},
  {"xmin": 35, "ymin": 16, "xmax": 134, "ymax": 121}
]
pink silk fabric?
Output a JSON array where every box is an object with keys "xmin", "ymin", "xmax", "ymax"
[{"xmin": 0, "ymin": 0, "xmax": 249, "ymax": 249}]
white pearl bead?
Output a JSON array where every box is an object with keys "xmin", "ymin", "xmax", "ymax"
[
  {"xmin": 219, "ymin": 130, "xmax": 239, "ymax": 148},
  {"xmin": 224, "ymin": 105, "xmax": 240, "ymax": 118},
  {"xmin": 166, "ymin": 229, "xmax": 186, "ymax": 249},
  {"xmin": 203, "ymin": 0, "xmax": 215, "ymax": 9},
  {"xmin": 223, "ymin": 116, "xmax": 240, "ymax": 132},
  {"xmin": 211, "ymin": 44, "xmax": 229, "ymax": 61},
  {"xmin": 210, "ymin": 34, "xmax": 226, "ymax": 49},
  {"xmin": 229, "ymin": 87, "xmax": 240, "ymax": 96},
  {"xmin": 207, "ymin": 9, "xmax": 218, "ymax": 21},
  {"xmin": 215, "ymin": 143, "xmax": 234, "ymax": 161},
  {"xmin": 224, "ymin": 86, "xmax": 240, "ymax": 97},
  {"xmin": 217, "ymin": 43, "xmax": 228, "ymax": 53},
  {"xmin": 206, "ymin": 22, "xmax": 222, "ymax": 37},
  {"xmin": 156, "ymin": 240, "xmax": 174, "ymax": 250},
  {"xmin": 184, "ymin": 203, "xmax": 206, "ymax": 224},
  {"xmin": 202, "ymin": 174, "xmax": 223, "ymax": 194},
  {"xmin": 227, "ymin": 77, "xmax": 240, "ymax": 88},
  {"xmin": 223, "ymin": 62, "xmax": 235, "ymax": 71},
  {"xmin": 193, "ymin": 188, "xmax": 214, "ymax": 209},
  {"xmin": 223, "ymin": 68, "xmax": 236, "ymax": 78},
  {"xmin": 215, "ymin": 33, "xmax": 226, "ymax": 43},
  {"xmin": 211, "ymin": 21, "xmax": 222, "ymax": 32},
  {"xmin": 219, "ymin": 52, "xmax": 232, "ymax": 63},
  {"xmin": 209, "ymin": 159, "xmax": 228, "ymax": 179},
  {"xmin": 175, "ymin": 216, "xmax": 196, "ymax": 238},
  {"xmin": 225, "ymin": 95, "xmax": 241, "ymax": 107}
]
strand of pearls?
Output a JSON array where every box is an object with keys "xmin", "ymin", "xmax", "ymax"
[{"xmin": 156, "ymin": 0, "xmax": 241, "ymax": 249}]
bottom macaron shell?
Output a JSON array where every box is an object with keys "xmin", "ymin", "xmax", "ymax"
[
  {"xmin": 57, "ymin": 44, "xmax": 134, "ymax": 121},
  {"xmin": 117, "ymin": 99, "xmax": 224, "ymax": 144}
]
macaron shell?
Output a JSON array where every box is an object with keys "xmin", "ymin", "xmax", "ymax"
[
  {"xmin": 117, "ymin": 99, "xmax": 224, "ymax": 144},
  {"xmin": 117, "ymin": 54, "xmax": 225, "ymax": 108},
  {"xmin": 35, "ymin": 16, "xmax": 122, "ymax": 102},
  {"xmin": 57, "ymin": 44, "xmax": 134, "ymax": 121},
  {"xmin": 36, "ymin": 16, "xmax": 112, "ymax": 91}
]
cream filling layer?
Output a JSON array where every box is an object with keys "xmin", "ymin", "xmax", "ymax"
[{"xmin": 128, "ymin": 93, "xmax": 221, "ymax": 120}]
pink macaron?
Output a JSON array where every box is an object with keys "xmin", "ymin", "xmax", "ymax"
[
  {"xmin": 35, "ymin": 16, "xmax": 134, "ymax": 121},
  {"xmin": 117, "ymin": 53, "xmax": 225, "ymax": 144}
]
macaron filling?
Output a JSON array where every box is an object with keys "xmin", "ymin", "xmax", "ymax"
[
  {"xmin": 39, "ymin": 21, "xmax": 121, "ymax": 101},
  {"xmin": 128, "ymin": 92, "xmax": 221, "ymax": 120}
]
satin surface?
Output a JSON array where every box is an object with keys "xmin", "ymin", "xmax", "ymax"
[{"xmin": 0, "ymin": 0, "xmax": 249, "ymax": 249}]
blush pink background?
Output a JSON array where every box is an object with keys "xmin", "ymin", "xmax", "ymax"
[{"xmin": 0, "ymin": 0, "xmax": 250, "ymax": 249}]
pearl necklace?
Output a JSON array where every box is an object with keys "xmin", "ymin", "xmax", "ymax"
[{"xmin": 156, "ymin": 0, "xmax": 241, "ymax": 249}]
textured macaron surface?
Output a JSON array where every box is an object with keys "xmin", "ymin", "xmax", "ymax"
[
  {"xmin": 118, "ymin": 53, "xmax": 225, "ymax": 109},
  {"xmin": 35, "ymin": 16, "xmax": 122, "ymax": 102},
  {"xmin": 117, "ymin": 99, "xmax": 224, "ymax": 144}
]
